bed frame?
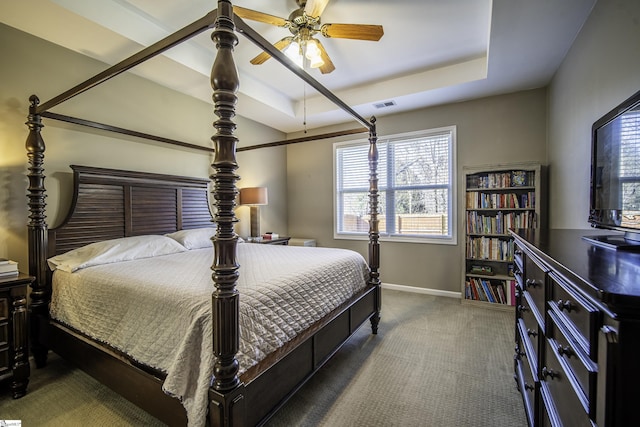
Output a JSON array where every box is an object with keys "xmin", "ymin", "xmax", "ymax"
[{"xmin": 24, "ymin": 2, "xmax": 381, "ymax": 426}]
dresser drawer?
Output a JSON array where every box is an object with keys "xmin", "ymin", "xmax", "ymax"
[
  {"xmin": 519, "ymin": 289, "xmax": 544, "ymax": 338},
  {"xmin": 515, "ymin": 357, "xmax": 536, "ymax": 427},
  {"xmin": 523, "ymin": 252, "xmax": 547, "ymax": 323},
  {"xmin": 548, "ymin": 310, "xmax": 597, "ymax": 417},
  {"xmin": 517, "ymin": 316, "xmax": 539, "ymax": 371},
  {"xmin": 549, "ymin": 272, "xmax": 599, "ymax": 358},
  {"xmin": 542, "ymin": 338, "xmax": 592, "ymax": 426}
]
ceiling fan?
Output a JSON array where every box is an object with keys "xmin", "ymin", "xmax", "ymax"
[{"xmin": 234, "ymin": 0, "xmax": 384, "ymax": 74}]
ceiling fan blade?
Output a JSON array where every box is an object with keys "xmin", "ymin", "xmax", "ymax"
[
  {"xmin": 315, "ymin": 40, "xmax": 335, "ymax": 74},
  {"xmin": 321, "ymin": 23, "xmax": 384, "ymax": 41},
  {"xmin": 250, "ymin": 37, "xmax": 293, "ymax": 65},
  {"xmin": 304, "ymin": 0, "xmax": 331, "ymax": 18},
  {"xmin": 234, "ymin": 6, "xmax": 288, "ymax": 27}
]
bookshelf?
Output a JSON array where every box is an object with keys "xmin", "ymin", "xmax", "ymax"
[{"xmin": 462, "ymin": 162, "xmax": 544, "ymax": 310}]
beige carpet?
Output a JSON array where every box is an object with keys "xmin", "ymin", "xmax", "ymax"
[{"xmin": 1, "ymin": 289, "xmax": 526, "ymax": 426}]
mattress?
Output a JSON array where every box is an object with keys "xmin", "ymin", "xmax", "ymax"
[{"xmin": 50, "ymin": 243, "xmax": 369, "ymax": 426}]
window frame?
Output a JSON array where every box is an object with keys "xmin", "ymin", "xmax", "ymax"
[{"xmin": 333, "ymin": 126, "xmax": 457, "ymax": 244}]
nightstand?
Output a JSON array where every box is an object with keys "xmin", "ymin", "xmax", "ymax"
[
  {"xmin": 249, "ymin": 236, "xmax": 291, "ymax": 245},
  {"xmin": 0, "ymin": 273, "xmax": 32, "ymax": 398}
]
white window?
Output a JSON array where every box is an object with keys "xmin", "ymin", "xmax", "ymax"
[
  {"xmin": 620, "ymin": 110, "xmax": 640, "ymax": 212},
  {"xmin": 334, "ymin": 126, "xmax": 456, "ymax": 244}
]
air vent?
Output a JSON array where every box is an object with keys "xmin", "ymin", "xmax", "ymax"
[{"xmin": 373, "ymin": 100, "xmax": 396, "ymax": 109}]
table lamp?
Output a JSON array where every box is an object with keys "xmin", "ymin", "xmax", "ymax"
[{"xmin": 239, "ymin": 187, "xmax": 268, "ymax": 237}]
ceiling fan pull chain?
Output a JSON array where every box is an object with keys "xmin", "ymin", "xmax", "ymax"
[{"xmin": 303, "ymin": 81, "xmax": 307, "ymax": 134}]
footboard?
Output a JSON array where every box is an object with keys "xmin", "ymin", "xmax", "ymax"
[{"xmin": 232, "ymin": 285, "xmax": 378, "ymax": 427}]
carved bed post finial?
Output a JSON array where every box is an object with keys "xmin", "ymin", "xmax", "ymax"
[
  {"xmin": 209, "ymin": 1, "xmax": 245, "ymax": 425},
  {"xmin": 25, "ymin": 94, "xmax": 50, "ymax": 366},
  {"xmin": 367, "ymin": 116, "xmax": 381, "ymax": 334}
]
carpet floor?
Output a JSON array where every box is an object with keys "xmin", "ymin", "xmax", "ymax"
[{"xmin": 0, "ymin": 289, "xmax": 527, "ymax": 426}]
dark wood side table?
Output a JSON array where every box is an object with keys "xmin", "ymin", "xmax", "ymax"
[
  {"xmin": 0, "ymin": 273, "xmax": 32, "ymax": 398},
  {"xmin": 250, "ymin": 236, "xmax": 291, "ymax": 245}
]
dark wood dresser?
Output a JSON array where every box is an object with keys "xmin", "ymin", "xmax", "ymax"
[{"xmin": 510, "ymin": 228, "xmax": 640, "ymax": 427}]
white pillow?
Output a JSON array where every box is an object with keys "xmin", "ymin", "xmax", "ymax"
[
  {"xmin": 165, "ymin": 227, "xmax": 245, "ymax": 249},
  {"xmin": 47, "ymin": 235, "xmax": 187, "ymax": 272},
  {"xmin": 165, "ymin": 227, "xmax": 216, "ymax": 249}
]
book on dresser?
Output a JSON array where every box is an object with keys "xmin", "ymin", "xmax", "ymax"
[
  {"xmin": 0, "ymin": 259, "xmax": 19, "ymax": 277},
  {"xmin": 462, "ymin": 162, "xmax": 545, "ymax": 309}
]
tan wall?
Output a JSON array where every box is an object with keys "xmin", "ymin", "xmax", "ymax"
[
  {"xmin": 287, "ymin": 89, "xmax": 547, "ymax": 292},
  {"xmin": 0, "ymin": 23, "xmax": 286, "ymax": 271},
  {"xmin": 548, "ymin": 0, "xmax": 640, "ymax": 228}
]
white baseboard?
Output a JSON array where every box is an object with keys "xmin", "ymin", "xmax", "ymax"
[{"xmin": 381, "ymin": 282, "xmax": 461, "ymax": 299}]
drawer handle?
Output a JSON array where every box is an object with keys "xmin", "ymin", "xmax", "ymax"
[
  {"xmin": 557, "ymin": 345, "xmax": 574, "ymax": 359},
  {"xmin": 514, "ymin": 347, "xmax": 526, "ymax": 360},
  {"xmin": 527, "ymin": 328, "xmax": 538, "ymax": 337},
  {"xmin": 517, "ymin": 305, "xmax": 529, "ymax": 315},
  {"xmin": 525, "ymin": 279, "xmax": 541, "ymax": 288},
  {"xmin": 542, "ymin": 367, "xmax": 559, "ymax": 380},
  {"xmin": 524, "ymin": 383, "xmax": 534, "ymax": 391},
  {"xmin": 556, "ymin": 299, "xmax": 576, "ymax": 313}
]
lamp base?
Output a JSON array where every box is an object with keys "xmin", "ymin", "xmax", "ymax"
[{"xmin": 250, "ymin": 206, "xmax": 260, "ymax": 237}]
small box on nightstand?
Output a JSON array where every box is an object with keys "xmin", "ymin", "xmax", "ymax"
[{"xmin": 289, "ymin": 238, "xmax": 317, "ymax": 247}]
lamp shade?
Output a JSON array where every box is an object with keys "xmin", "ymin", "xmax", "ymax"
[{"xmin": 239, "ymin": 187, "xmax": 268, "ymax": 206}]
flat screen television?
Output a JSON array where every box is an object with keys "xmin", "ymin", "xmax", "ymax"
[{"xmin": 585, "ymin": 89, "xmax": 640, "ymax": 250}]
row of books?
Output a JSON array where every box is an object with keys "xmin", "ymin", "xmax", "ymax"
[
  {"xmin": 0, "ymin": 258, "xmax": 19, "ymax": 278},
  {"xmin": 466, "ymin": 170, "xmax": 534, "ymax": 189},
  {"xmin": 465, "ymin": 277, "xmax": 516, "ymax": 305},
  {"xmin": 466, "ymin": 236, "xmax": 515, "ymax": 261},
  {"xmin": 466, "ymin": 191, "xmax": 535, "ymax": 210},
  {"xmin": 466, "ymin": 211, "xmax": 535, "ymax": 234}
]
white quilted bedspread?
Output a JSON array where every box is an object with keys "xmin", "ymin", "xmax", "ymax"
[{"xmin": 50, "ymin": 243, "xmax": 369, "ymax": 426}]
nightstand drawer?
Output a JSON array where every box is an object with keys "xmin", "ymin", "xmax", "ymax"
[
  {"xmin": 0, "ymin": 344, "xmax": 9, "ymax": 373},
  {"xmin": 0, "ymin": 321, "xmax": 7, "ymax": 346},
  {"xmin": 0, "ymin": 296, "xmax": 8, "ymax": 321}
]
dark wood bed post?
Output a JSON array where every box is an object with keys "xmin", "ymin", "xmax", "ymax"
[
  {"xmin": 367, "ymin": 116, "xmax": 381, "ymax": 334},
  {"xmin": 25, "ymin": 95, "xmax": 50, "ymax": 368},
  {"xmin": 208, "ymin": 1, "xmax": 245, "ymax": 426}
]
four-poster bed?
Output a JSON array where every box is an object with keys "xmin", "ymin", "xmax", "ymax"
[{"xmin": 24, "ymin": 1, "xmax": 381, "ymax": 426}]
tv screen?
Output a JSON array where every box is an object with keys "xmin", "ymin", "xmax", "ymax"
[{"xmin": 587, "ymin": 89, "xmax": 640, "ymax": 248}]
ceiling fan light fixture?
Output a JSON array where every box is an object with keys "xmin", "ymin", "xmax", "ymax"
[
  {"xmin": 305, "ymin": 39, "xmax": 324, "ymax": 68},
  {"xmin": 283, "ymin": 41, "xmax": 304, "ymax": 68}
]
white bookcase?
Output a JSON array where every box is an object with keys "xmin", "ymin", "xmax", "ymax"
[{"xmin": 462, "ymin": 162, "xmax": 545, "ymax": 310}]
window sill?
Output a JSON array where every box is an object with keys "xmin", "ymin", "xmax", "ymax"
[{"xmin": 334, "ymin": 233, "xmax": 456, "ymax": 245}]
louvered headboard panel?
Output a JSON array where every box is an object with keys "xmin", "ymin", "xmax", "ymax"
[{"xmin": 48, "ymin": 165, "xmax": 211, "ymax": 256}]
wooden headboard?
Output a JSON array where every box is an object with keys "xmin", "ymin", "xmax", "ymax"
[{"xmin": 48, "ymin": 165, "xmax": 212, "ymax": 256}]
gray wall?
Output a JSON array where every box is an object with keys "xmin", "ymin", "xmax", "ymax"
[
  {"xmin": 0, "ymin": 23, "xmax": 286, "ymax": 270},
  {"xmin": 287, "ymin": 89, "xmax": 547, "ymax": 292},
  {"xmin": 548, "ymin": 0, "xmax": 640, "ymax": 228}
]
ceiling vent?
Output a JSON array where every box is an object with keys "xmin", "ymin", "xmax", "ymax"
[{"xmin": 373, "ymin": 100, "xmax": 396, "ymax": 109}]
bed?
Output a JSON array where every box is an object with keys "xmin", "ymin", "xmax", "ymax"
[{"xmin": 24, "ymin": 2, "xmax": 381, "ymax": 426}]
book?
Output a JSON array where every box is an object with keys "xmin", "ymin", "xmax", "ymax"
[
  {"xmin": 511, "ymin": 170, "xmax": 527, "ymax": 186},
  {"xmin": 0, "ymin": 270, "xmax": 19, "ymax": 278},
  {"xmin": 0, "ymin": 261, "xmax": 18, "ymax": 273},
  {"xmin": 479, "ymin": 279, "xmax": 494, "ymax": 303},
  {"xmin": 0, "ymin": 257, "xmax": 10, "ymax": 264}
]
